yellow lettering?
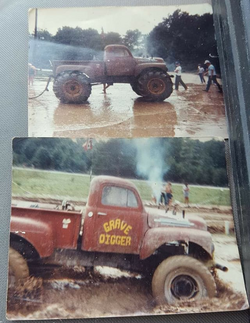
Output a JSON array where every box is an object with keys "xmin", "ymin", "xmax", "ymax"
[
  {"xmin": 103, "ymin": 222, "xmax": 110, "ymax": 233},
  {"xmin": 121, "ymin": 221, "xmax": 127, "ymax": 231},
  {"xmin": 115, "ymin": 219, "xmax": 121, "ymax": 230},
  {"xmin": 124, "ymin": 225, "xmax": 132, "ymax": 235},
  {"xmin": 110, "ymin": 235, "xmax": 116, "ymax": 245},
  {"xmin": 121, "ymin": 236, "xmax": 126, "ymax": 246},
  {"xmin": 99, "ymin": 234, "xmax": 105, "ymax": 244},
  {"xmin": 116, "ymin": 236, "xmax": 121, "ymax": 245},
  {"xmin": 105, "ymin": 234, "xmax": 110, "ymax": 244},
  {"xmin": 109, "ymin": 220, "xmax": 115, "ymax": 231},
  {"xmin": 126, "ymin": 236, "xmax": 131, "ymax": 246}
]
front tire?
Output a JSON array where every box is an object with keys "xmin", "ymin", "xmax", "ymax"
[
  {"xmin": 152, "ymin": 256, "xmax": 216, "ymax": 305},
  {"xmin": 53, "ymin": 71, "xmax": 92, "ymax": 104},
  {"xmin": 8, "ymin": 248, "xmax": 29, "ymax": 288},
  {"xmin": 136, "ymin": 70, "xmax": 173, "ymax": 101}
]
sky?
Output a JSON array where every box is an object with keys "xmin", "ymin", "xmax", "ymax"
[{"xmin": 29, "ymin": 4, "xmax": 213, "ymax": 36}]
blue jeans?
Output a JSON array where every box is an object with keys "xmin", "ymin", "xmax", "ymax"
[{"xmin": 206, "ymin": 75, "xmax": 222, "ymax": 92}]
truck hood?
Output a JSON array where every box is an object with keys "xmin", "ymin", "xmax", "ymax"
[
  {"xmin": 146, "ymin": 208, "xmax": 207, "ymax": 231},
  {"xmin": 135, "ymin": 57, "xmax": 165, "ymax": 64}
]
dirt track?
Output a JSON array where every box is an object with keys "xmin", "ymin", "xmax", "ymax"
[{"xmin": 7, "ymin": 260, "xmax": 247, "ymax": 320}]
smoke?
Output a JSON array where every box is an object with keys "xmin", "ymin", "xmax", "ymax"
[
  {"xmin": 29, "ymin": 39, "xmax": 104, "ymax": 69},
  {"xmin": 135, "ymin": 138, "xmax": 169, "ymax": 203}
]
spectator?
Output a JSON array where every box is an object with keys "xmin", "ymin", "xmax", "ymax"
[
  {"xmin": 28, "ymin": 63, "xmax": 36, "ymax": 86},
  {"xmin": 203, "ymin": 60, "xmax": 222, "ymax": 93},
  {"xmin": 174, "ymin": 62, "xmax": 187, "ymax": 91},
  {"xmin": 165, "ymin": 182, "xmax": 173, "ymax": 212},
  {"xmin": 183, "ymin": 183, "xmax": 190, "ymax": 206},
  {"xmin": 198, "ymin": 64, "xmax": 206, "ymax": 83}
]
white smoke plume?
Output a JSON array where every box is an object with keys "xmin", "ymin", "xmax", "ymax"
[{"xmin": 135, "ymin": 138, "xmax": 169, "ymax": 203}]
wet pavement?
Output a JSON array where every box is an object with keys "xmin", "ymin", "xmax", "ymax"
[{"xmin": 28, "ymin": 74, "xmax": 227, "ymax": 138}]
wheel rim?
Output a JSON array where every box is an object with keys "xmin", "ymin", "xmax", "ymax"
[
  {"xmin": 63, "ymin": 80, "xmax": 83, "ymax": 97},
  {"xmin": 147, "ymin": 78, "xmax": 166, "ymax": 95},
  {"xmin": 167, "ymin": 274, "xmax": 199, "ymax": 300}
]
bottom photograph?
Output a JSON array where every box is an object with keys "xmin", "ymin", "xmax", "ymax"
[{"xmin": 7, "ymin": 137, "xmax": 248, "ymax": 320}]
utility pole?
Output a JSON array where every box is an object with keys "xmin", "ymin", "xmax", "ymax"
[
  {"xmin": 34, "ymin": 8, "xmax": 38, "ymax": 39},
  {"xmin": 32, "ymin": 8, "xmax": 38, "ymax": 65}
]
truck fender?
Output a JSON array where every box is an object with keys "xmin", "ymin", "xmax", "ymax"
[
  {"xmin": 139, "ymin": 227, "xmax": 213, "ymax": 260},
  {"xmin": 10, "ymin": 216, "xmax": 55, "ymax": 258},
  {"xmin": 135, "ymin": 63, "xmax": 168, "ymax": 78},
  {"xmin": 55, "ymin": 66, "xmax": 92, "ymax": 79}
]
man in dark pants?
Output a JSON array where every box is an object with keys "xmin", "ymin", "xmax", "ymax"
[
  {"xmin": 174, "ymin": 62, "xmax": 187, "ymax": 91},
  {"xmin": 204, "ymin": 60, "xmax": 222, "ymax": 93}
]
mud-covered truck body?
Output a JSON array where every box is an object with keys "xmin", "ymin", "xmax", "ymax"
[
  {"xmin": 52, "ymin": 45, "xmax": 173, "ymax": 103},
  {"xmin": 9, "ymin": 176, "xmax": 226, "ymax": 304}
]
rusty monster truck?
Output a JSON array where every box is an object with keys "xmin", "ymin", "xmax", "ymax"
[
  {"xmin": 52, "ymin": 45, "xmax": 173, "ymax": 103},
  {"xmin": 9, "ymin": 176, "xmax": 227, "ymax": 305}
]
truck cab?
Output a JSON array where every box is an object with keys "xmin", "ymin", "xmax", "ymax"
[{"xmin": 83, "ymin": 176, "xmax": 148, "ymax": 254}]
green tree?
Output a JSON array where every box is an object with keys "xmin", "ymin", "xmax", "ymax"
[
  {"xmin": 103, "ymin": 32, "xmax": 122, "ymax": 47},
  {"xmin": 123, "ymin": 29, "xmax": 142, "ymax": 51},
  {"xmin": 37, "ymin": 29, "xmax": 53, "ymax": 41},
  {"xmin": 147, "ymin": 10, "xmax": 217, "ymax": 70},
  {"xmin": 32, "ymin": 147, "xmax": 52, "ymax": 169}
]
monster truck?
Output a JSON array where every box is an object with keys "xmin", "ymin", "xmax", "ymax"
[
  {"xmin": 9, "ymin": 176, "xmax": 227, "ymax": 304},
  {"xmin": 52, "ymin": 45, "xmax": 173, "ymax": 103}
]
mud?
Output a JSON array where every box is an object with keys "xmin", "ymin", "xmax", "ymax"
[
  {"xmin": 7, "ymin": 263, "xmax": 247, "ymax": 320},
  {"xmin": 28, "ymin": 74, "xmax": 227, "ymax": 138}
]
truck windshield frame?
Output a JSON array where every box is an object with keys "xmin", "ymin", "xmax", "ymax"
[{"xmin": 101, "ymin": 185, "xmax": 139, "ymax": 208}]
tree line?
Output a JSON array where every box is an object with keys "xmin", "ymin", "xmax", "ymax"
[
  {"xmin": 13, "ymin": 138, "xmax": 228, "ymax": 187},
  {"xmin": 29, "ymin": 10, "xmax": 219, "ymax": 71}
]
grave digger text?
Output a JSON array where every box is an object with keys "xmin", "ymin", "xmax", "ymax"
[{"xmin": 99, "ymin": 220, "xmax": 132, "ymax": 246}]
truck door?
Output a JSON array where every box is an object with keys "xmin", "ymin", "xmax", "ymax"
[
  {"xmin": 83, "ymin": 184, "xmax": 144, "ymax": 254},
  {"xmin": 105, "ymin": 47, "xmax": 136, "ymax": 76}
]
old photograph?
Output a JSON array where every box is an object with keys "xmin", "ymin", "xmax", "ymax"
[
  {"xmin": 28, "ymin": 5, "xmax": 226, "ymax": 138},
  {"xmin": 7, "ymin": 137, "xmax": 248, "ymax": 319}
]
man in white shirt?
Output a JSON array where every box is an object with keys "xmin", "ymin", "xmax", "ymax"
[
  {"xmin": 204, "ymin": 60, "xmax": 222, "ymax": 93},
  {"xmin": 174, "ymin": 62, "xmax": 187, "ymax": 91},
  {"xmin": 198, "ymin": 64, "xmax": 206, "ymax": 83}
]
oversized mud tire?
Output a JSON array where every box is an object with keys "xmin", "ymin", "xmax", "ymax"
[
  {"xmin": 152, "ymin": 256, "xmax": 216, "ymax": 305},
  {"xmin": 8, "ymin": 248, "xmax": 29, "ymax": 288},
  {"xmin": 53, "ymin": 71, "xmax": 91, "ymax": 103},
  {"xmin": 130, "ymin": 82, "xmax": 146, "ymax": 96},
  {"xmin": 136, "ymin": 70, "xmax": 173, "ymax": 101}
]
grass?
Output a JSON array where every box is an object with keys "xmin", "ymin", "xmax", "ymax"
[{"xmin": 12, "ymin": 168, "xmax": 231, "ymax": 206}]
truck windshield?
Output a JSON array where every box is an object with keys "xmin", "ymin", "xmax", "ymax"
[{"xmin": 101, "ymin": 186, "xmax": 138, "ymax": 208}]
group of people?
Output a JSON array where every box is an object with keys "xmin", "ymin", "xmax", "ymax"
[
  {"xmin": 174, "ymin": 60, "xmax": 222, "ymax": 93},
  {"xmin": 159, "ymin": 182, "xmax": 190, "ymax": 213}
]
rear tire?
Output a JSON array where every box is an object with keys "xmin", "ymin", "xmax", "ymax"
[
  {"xmin": 53, "ymin": 71, "xmax": 91, "ymax": 104},
  {"xmin": 152, "ymin": 256, "xmax": 216, "ymax": 305},
  {"xmin": 136, "ymin": 70, "xmax": 173, "ymax": 101},
  {"xmin": 8, "ymin": 248, "xmax": 29, "ymax": 288}
]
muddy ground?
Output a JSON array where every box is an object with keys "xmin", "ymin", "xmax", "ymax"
[
  {"xmin": 7, "ymin": 255, "xmax": 247, "ymax": 320},
  {"xmin": 28, "ymin": 74, "xmax": 227, "ymax": 138},
  {"xmin": 7, "ymin": 200, "xmax": 248, "ymax": 320}
]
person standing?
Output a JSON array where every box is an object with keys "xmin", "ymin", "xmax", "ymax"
[
  {"xmin": 198, "ymin": 64, "xmax": 206, "ymax": 83},
  {"xmin": 165, "ymin": 182, "xmax": 173, "ymax": 212},
  {"xmin": 203, "ymin": 60, "xmax": 222, "ymax": 93},
  {"xmin": 28, "ymin": 63, "xmax": 36, "ymax": 86},
  {"xmin": 174, "ymin": 62, "xmax": 187, "ymax": 91},
  {"xmin": 182, "ymin": 183, "xmax": 190, "ymax": 206}
]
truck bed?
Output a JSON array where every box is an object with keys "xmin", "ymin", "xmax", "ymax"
[
  {"xmin": 52, "ymin": 60, "xmax": 105, "ymax": 79},
  {"xmin": 11, "ymin": 206, "xmax": 82, "ymax": 255}
]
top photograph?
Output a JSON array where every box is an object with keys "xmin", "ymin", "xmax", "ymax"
[{"xmin": 28, "ymin": 4, "xmax": 227, "ymax": 139}]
